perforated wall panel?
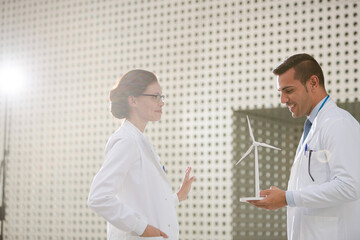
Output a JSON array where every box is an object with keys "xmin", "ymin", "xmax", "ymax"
[{"xmin": 0, "ymin": 0, "xmax": 359, "ymax": 239}]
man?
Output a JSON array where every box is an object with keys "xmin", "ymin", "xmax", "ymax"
[{"xmin": 248, "ymin": 53, "xmax": 360, "ymax": 240}]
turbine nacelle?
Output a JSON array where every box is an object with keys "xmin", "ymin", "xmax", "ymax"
[{"xmin": 236, "ymin": 116, "xmax": 281, "ymax": 165}]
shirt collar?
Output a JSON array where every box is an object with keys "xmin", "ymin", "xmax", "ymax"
[{"xmin": 307, "ymin": 96, "xmax": 328, "ymax": 124}]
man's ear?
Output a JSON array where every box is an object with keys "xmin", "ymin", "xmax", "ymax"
[
  {"xmin": 309, "ymin": 75, "xmax": 320, "ymax": 90},
  {"xmin": 128, "ymin": 96, "xmax": 137, "ymax": 107}
]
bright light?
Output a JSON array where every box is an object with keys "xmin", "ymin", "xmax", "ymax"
[{"xmin": 0, "ymin": 62, "xmax": 27, "ymax": 96}]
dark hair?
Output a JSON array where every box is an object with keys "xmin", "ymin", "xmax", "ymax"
[
  {"xmin": 109, "ymin": 69, "xmax": 158, "ymax": 119},
  {"xmin": 272, "ymin": 53, "xmax": 325, "ymax": 88}
]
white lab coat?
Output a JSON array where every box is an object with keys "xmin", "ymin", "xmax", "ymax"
[
  {"xmin": 287, "ymin": 98, "xmax": 360, "ymax": 240},
  {"xmin": 88, "ymin": 120, "xmax": 179, "ymax": 240}
]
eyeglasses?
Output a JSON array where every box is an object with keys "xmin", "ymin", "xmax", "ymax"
[{"xmin": 139, "ymin": 94, "xmax": 166, "ymax": 103}]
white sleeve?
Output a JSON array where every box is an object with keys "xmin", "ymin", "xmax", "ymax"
[
  {"xmin": 87, "ymin": 137, "xmax": 148, "ymax": 235},
  {"xmin": 172, "ymin": 192, "xmax": 180, "ymax": 206},
  {"xmin": 293, "ymin": 116, "xmax": 360, "ymax": 208}
]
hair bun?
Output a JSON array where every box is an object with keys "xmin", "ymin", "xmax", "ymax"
[{"xmin": 110, "ymin": 101, "xmax": 127, "ymax": 119}]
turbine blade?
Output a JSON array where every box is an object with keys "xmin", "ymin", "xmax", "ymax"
[
  {"xmin": 258, "ymin": 142, "xmax": 281, "ymax": 151},
  {"xmin": 247, "ymin": 115, "xmax": 255, "ymax": 142},
  {"xmin": 235, "ymin": 145, "xmax": 254, "ymax": 165}
]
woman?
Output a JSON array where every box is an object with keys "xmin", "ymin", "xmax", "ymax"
[{"xmin": 88, "ymin": 69, "xmax": 195, "ymax": 240}]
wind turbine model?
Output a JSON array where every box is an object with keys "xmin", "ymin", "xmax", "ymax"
[{"xmin": 236, "ymin": 116, "xmax": 281, "ymax": 202}]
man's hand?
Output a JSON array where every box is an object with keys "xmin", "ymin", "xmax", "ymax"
[
  {"xmin": 177, "ymin": 166, "xmax": 196, "ymax": 202},
  {"xmin": 247, "ymin": 186, "xmax": 287, "ymax": 210},
  {"xmin": 140, "ymin": 225, "xmax": 168, "ymax": 238}
]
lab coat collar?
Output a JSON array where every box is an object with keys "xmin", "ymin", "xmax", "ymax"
[
  {"xmin": 123, "ymin": 120, "xmax": 172, "ymax": 188},
  {"xmin": 305, "ymin": 98, "xmax": 335, "ymax": 144},
  {"xmin": 294, "ymin": 98, "xmax": 335, "ymax": 160},
  {"xmin": 307, "ymin": 95, "xmax": 329, "ymax": 125}
]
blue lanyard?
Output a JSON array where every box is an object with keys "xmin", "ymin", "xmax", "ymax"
[
  {"xmin": 307, "ymin": 95, "xmax": 329, "ymax": 133},
  {"xmin": 304, "ymin": 95, "xmax": 330, "ymax": 152},
  {"xmin": 317, "ymin": 95, "xmax": 330, "ymax": 115}
]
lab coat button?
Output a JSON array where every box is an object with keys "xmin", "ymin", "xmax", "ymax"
[{"xmin": 168, "ymin": 224, "xmax": 171, "ymax": 227}]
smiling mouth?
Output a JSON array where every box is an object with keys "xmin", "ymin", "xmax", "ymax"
[{"xmin": 287, "ymin": 104, "xmax": 295, "ymax": 111}]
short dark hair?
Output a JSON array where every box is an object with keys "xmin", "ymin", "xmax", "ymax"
[
  {"xmin": 109, "ymin": 69, "xmax": 158, "ymax": 119},
  {"xmin": 272, "ymin": 53, "xmax": 325, "ymax": 87}
]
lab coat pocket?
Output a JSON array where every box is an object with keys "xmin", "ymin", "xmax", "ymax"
[
  {"xmin": 300, "ymin": 215, "xmax": 338, "ymax": 240},
  {"xmin": 307, "ymin": 150, "xmax": 331, "ymax": 183}
]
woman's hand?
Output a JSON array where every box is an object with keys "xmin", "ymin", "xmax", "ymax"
[
  {"xmin": 140, "ymin": 225, "xmax": 168, "ymax": 238},
  {"xmin": 177, "ymin": 166, "xmax": 196, "ymax": 202}
]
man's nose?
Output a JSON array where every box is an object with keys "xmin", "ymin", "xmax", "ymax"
[{"xmin": 280, "ymin": 93, "xmax": 288, "ymax": 104}]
